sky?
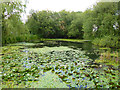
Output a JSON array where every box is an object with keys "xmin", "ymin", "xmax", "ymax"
[{"xmin": 21, "ymin": 0, "xmax": 98, "ymax": 23}]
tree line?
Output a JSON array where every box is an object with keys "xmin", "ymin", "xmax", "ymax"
[
  {"xmin": 26, "ymin": 10, "xmax": 83, "ymax": 39},
  {"xmin": 1, "ymin": 0, "xmax": 120, "ymax": 48}
]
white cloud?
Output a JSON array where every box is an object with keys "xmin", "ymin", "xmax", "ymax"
[
  {"xmin": 26, "ymin": 0, "xmax": 97, "ymax": 12},
  {"xmin": 21, "ymin": 0, "xmax": 98, "ymax": 23}
]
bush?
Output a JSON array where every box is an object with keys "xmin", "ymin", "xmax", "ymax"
[
  {"xmin": 29, "ymin": 35, "xmax": 38, "ymax": 41},
  {"xmin": 92, "ymin": 38, "xmax": 100, "ymax": 46},
  {"xmin": 92, "ymin": 36, "xmax": 120, "ymax": 48}
]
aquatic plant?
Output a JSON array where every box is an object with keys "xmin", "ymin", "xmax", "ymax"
[{"xmin": 1, "ymin": 45, "xmax": 120, "ymax": 88}]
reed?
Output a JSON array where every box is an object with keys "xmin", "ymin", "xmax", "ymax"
[{"xmin": 99, "ymin": 50, "xmax": 119, "ymax": 64}]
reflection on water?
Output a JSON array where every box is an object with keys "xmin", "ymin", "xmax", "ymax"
[
  {"xmin": 27, "ymin": 41, "xmax": 100, "ymax": 60},
  {"xmin": 10, "ymin": 41, "xmax": 119, "ymax": 62},
  {"xmin": 60, "ymin": 41, "xmax": 100, "ymax": 60}
]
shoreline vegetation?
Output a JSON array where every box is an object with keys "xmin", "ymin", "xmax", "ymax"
[
  {"xmin": 40, "ymin": 38, "xmax": 91, "ymax": 43},
  {"xmin": 2, "ymin": 38, "xmax": 120, "ymax": 49}
]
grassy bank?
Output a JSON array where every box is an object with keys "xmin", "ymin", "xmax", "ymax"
[{"xmin": 40, "ymin": 38, "xmax": 91, "ymax": 43}]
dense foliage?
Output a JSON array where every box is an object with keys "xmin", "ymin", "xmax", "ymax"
[
  {"xmin": 26, "ymin": 10, "xmax": 83, "ymax": 39},
  {"xmin": 82, "ymin": 2, "xmax": 120, "ymax": 47},
  {"xmin": 1, "ymin": 0, "xmax": 38, "ymax": 45},
  {"xmin": 1, "ymin": 0, "xmax": 120, "ymax": 47},
  {"xmin": 26, "ymin": 2, "xmax": 119, "ymax": 48}
]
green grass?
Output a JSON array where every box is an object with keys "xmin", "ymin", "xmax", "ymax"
[
  {"xmin": 41, "ymin": 38, "xmax": 90, "ymax": 42},
  {"xmin": 99, "ymin": 47, "xmax": 110, "ymax": 50}
]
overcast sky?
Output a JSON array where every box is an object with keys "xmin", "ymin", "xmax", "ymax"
[{"xmin": 21, "ymin": 0, "xmax": 98, "ymax": 22}]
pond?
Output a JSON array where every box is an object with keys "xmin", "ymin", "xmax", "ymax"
[{"xmin": 1, "ymin": 40, "xmax": 120, "ymax": 88}]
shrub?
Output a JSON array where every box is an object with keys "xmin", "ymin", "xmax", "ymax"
[
  {"xmin": 92, "ymin": 36, "xmax": 120, "ymax": 48},
  {"xmin": 92, "ymin": 38, "xmax": 100, "ymax": 46}
]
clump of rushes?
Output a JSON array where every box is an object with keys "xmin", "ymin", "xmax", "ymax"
[{"xmin": 95, "ymin": 49, "xmax": 120, "ymax": 67}]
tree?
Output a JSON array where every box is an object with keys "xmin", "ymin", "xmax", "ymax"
[
  {"xmin": 82, "ymin": 9, "xmax": 95, "ymax": 40},
  {"xmin": 1, "ymin": 0, "xmax": 29, "ymax": 44},
  {"xmin": 26, "ymin": 10, "xmax": 76, "ymax": 38},
  {"xmin": 82, "ymin": 2, "xmax": 119, "ymax": 39},
  {"xmin": 67, "ymin": 12, "xmax": 83, "ymax": 39}
]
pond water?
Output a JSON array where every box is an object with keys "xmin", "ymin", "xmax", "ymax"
[
  {"xmin": 26, "ymin": 41, "xmax": 118, "ymax": 60},
  {"xmin": 1, "ymin": 41, "xmax": 120, "ymax": 88},
  {"xmin": 26, "ymin": 41, "xmax": 99, "ymax": 60}
]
